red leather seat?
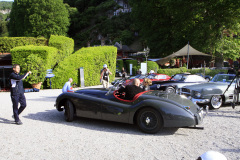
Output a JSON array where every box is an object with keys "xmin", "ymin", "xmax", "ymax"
[{"xmin": 113, "ymin": 90, "xmax": 150, "ymax": 102}]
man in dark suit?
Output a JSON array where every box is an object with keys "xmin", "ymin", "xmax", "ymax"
[
  {"xmin": 118, "ymin": 78, "xmax": 142, "ymax": 100},
  {"xmin": 9, "ymin": 64, "xmax": 31, "ymax": 125}
]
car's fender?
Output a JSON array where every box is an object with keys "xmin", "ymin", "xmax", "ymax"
[{"xmin": 129, "ymin": 99, "xmax": 196, "ymax": 127}]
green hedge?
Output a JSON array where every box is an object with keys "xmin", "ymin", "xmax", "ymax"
[
  {"xmin": 11, "ymin": 45, "xmax": 58, "ymax": 69},
  {"xmin": 51, "ymin": 46, "xmax": 117, "ymax": 88},
  {"xmin": 158, "ymin": 67, "xmax": 188, "ymax": 76},
  {"xmin": 143, "ymin": 61, "xmax": 159, "ymax": 73},
  {"xmin": 116, "ymin": 60, "xmax": 123, "ymax": 70},
  {"xmin": 0, "ymin": 37, "xmax": 48, "ymax": 53},
  {"xmin": 48, "ymin": 35, "xmax": 74, "ymax": 61},
  {"xmin": 125, "ymin": 60, "xmax": 138, "ymax": 75},
  {"xmin": 157, "ymin": 67, "xmax": 227, "ymax": 77},
  {"xmin": 188, "ymin": 68, "xmax": 227, "ymax": 77},
  {"xmin": 11, "ymin": 45, "xmax": 58, "ymax": 85}
]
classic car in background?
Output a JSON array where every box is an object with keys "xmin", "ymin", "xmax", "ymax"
[
  {"xmin": 112, "ymin": 73, "xmax": 171, "ymax": 86},
  {"xmin": 179, "ymin": 74, "xmax": 236, "ymax": 109},
  {"xmin": 124, "ymin": 73, "xmax": 171, "ymax": 86},
  {"xmin": 55, "ymin": 81, "xmax": 204, "ymax": 134},
  {"xmin": 111, "ymin": 74, "xmax": 146, "ymax": 85},
  {"xmin": 115, "ymin": 69, "xmax": 122, "ymax": 77},
  {"xmin": 150, "ymin": 74, "xmax": 207, "ymax": 93},
  {"xmin": 196, "ymin": 73, "xmax": 212, "ymax": 81}
]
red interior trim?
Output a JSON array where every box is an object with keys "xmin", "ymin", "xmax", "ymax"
[{"xmin": 113, "ymin": 90, "xmax": 151, "ymax": 102}]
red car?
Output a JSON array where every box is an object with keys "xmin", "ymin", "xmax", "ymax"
[{"xmin": 124, "ymin": 73, "xmax": 171, "ymax": 86}]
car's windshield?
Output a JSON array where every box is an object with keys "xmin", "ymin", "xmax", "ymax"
[
  {"xmin": 171, "ymin": 74, "xmax": 187, "ymax": 81},
  {"xmin": 129, "ymin": 74, "xmax": 144, "ymax": 80},
  {"xmin": 211, "ymin": 74, "xmax": 236, "ymax": 83}
]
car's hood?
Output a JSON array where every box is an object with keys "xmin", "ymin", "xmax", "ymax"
[
  {"xmin": 143, "ymin": 91, "xmax": 199, "ymax": 113},
  {"xmin": 182, "ymin": 82, "xmax": 230, "ymax": 92}
]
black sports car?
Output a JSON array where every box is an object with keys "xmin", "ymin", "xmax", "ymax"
[
  {"xmin": 55, "ymin": 82, "xmax": 204, "ymax": 134},
  {"xmin": 150, "ymin": 74, "xmax": 207, "ymax": 93}
]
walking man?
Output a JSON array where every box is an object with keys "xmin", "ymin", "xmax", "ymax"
[
  {"xmin": 9, "ymin": 64, "xmax": 31, "ymax": 125},
  {"xmin": 100, "ymin": 64, "xmax": 112, "ymax": 89}
]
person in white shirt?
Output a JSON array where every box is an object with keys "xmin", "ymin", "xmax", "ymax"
[
  {"xmin": 100, "ymin": 64, "xmax": 112, "ymax": 89},
  {"xmin": 62, "ymin": 78, "xmax": 74, "ymax": 93},
  {"xmin": 149, "ymin": 69, "xmax": 155, "ymax": 74}
]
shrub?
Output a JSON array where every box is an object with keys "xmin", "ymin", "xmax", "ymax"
[
  {"xmin": 188, "ymin": 68, "xmax": 227, "ymax": 77},
  {"xmin": 48, "ymin": 35, "xmax": 74, "ymax": 61},
  {"xmin": 11, "ymin": 45, "xmax": 58, "ymax": 85},
  {"xmin": 157, "ymin": 67, "xmax": 188, "ymax": 76},
  {"xmin": 0, "ymin": 37, "xmax": 47, "ymax": 53},
  {"xmin": 143, "ymin": 61, "xmax": 159, "ymax": 73},
  {"xmin": 125, "ymin": 60, "xmax": 138, "ymax": 75},
  {"xmin": 116, "ymin": 60, "xmax": 123, "ymax": 70},
  {"xmin": 22, "ymin": 54, "xmax": 46, "ymax": 84},
  {"xmin": 157, "ymin": 67, "xmax": 227, "ymax": 77},
  {"xmin": 51, "ymin": 46, "xmax": 117, "ymax": 88},
  {"xmin": 11, "ymin": 45, "xmax": 58, "ymax": 69}
]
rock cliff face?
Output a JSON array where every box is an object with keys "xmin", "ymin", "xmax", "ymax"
[{"xmin": 0, "ymin": 9, "xmax": 11, "ymax": 14}]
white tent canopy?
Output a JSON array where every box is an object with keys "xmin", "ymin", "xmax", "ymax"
[{"xmin": 157, "ymin": 44, "xmax": 210, "ymax": 65}]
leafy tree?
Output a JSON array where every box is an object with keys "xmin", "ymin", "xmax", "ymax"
[
  {"xmin": 9, "ymin": 0, "xmax": 70, "ymax": 38},
  {"xmin": 0, "ymin": 1, "xmax": 13, "ymax": 10},
  {"xmin": 0, "ymin": 20, "xmax": 9, "ymax": 37},
  {"xmin": 130, "ymin": 0, "xmax": 240, "ymax": 62},
  {"xmin": 64, "ymin": 0, "xmax": 135, "ymax": 47}
]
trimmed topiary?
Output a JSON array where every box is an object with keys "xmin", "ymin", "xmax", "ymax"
[
  {"xmin": 51, "ymin": 46, "xmax": 117, "ymax": 88},
  {"xmin": 48, "ymin": 35, "xmax": 74, "ymax": 61},
  {"xmin": 0, "ymin": 37, "xmax": 48, "ymax": 53}
]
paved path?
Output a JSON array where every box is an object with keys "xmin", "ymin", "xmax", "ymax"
[{"xmin": 0, "ymin": 86, "xmax": 240, "ymax": 160}]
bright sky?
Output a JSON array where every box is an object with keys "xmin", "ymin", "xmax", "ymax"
[{"xmin": 0, "ymin": 0, "xmax": 14, "ymax": 1}]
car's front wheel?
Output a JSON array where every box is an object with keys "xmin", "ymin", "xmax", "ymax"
[
  {"xmin": 209, "ymin": 95, "xmax": 222, "ymax": 109},
  {"xmin": 64, "ymin": 100, "xmax": 74, "ymax": 122},
  {"xmin": 166, "ymin": 86, "xmax": 175, "ymax": 94},
  {"xmin": 137, "ymin": 108, "xmax": 163, "ymax": 134}
]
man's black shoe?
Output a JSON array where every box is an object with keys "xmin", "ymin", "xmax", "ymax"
[{"xmin": 16, "ymin": 121, "xmax": 23, "ymax": 125}]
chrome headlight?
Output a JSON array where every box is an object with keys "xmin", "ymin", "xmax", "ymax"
[
  {"xmin": 193, "ymin": 91, "xmax": 201, "ymax": 98},
  {"xmin": 157, "ymin": 84, "xmax": 161, "ymax": 89}
]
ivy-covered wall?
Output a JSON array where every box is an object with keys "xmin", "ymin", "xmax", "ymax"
[
  {"xmin": 0, "ymin": 37, "xmax": 48, "ymax": 53},
  {"xmin": 51, "ymin": 46, "xmax": 117, "ymax": 88}
]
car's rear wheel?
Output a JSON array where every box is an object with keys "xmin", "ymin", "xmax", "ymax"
[
  {"xmin": 137, "ymin": 108, "xmax": 163, "ymax": 134},
  {"xmin": 166, "ymin": 86, "xmax": 175, "ymax": 94},
  {"xmin": 64, "ymin": 100, "xmax": 74, "ymax": 122},
  {"xmin": 209, "ymin": 95, "xmax": 222, "ymax": 109}
]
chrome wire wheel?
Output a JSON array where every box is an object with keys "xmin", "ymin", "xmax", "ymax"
[
  {"xmin": 137, "ymin": 108, "xmax": 163, "ymax": 134},
  {"xmin": 166, "ymin": 87, "xmax": 175, "ymax": 94},
  {"xmin": 210, "ymin": 95, "xmax": 222, "ymax": 109}
]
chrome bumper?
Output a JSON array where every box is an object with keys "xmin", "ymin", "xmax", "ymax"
[
  {"xmin": 191, "ymin": 97, "xmax": 209, "ymax": 104},
  {"xmin": 196, "ymin": 106, "xmax": 208, "ymax": 125}
]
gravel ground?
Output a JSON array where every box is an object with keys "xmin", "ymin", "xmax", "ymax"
[{"xmin": 0, "ymin": 86, "xmax": 240, "ymax": 160}]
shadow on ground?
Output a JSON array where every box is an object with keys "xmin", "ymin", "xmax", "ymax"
[
  {"xmin": 0, "ymin": 117, "xmax": 16, "ymax": 124},
  {"xmin": 23, "ymin": 108, "xmax": 180, "ymax": 136}
]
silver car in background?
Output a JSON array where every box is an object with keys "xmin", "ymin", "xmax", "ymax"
[{"xmin": 179, "ymin": 74, "xmax": 236, "ymax": 109}]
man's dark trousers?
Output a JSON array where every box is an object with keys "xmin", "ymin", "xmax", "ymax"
[{"xmin": 11, "ymin": 93, "xmax": 26, "ymax": 122}]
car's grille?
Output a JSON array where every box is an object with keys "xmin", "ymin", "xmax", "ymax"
[
  {"xmin": 178, "ymin": 88, "xmax": 191, "ymax": 97},
  {"xmin": 181, "ymin": 88, "xmax": 190, "ymax": 93}
]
